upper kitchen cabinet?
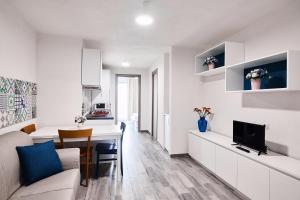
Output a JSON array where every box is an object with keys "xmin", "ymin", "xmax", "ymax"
[
  {"xmin": 99, "ymin": 69, "xmax": 111, "ymax": 103},
  {"xmin": 81, "ymin": 48, "xmax": 102, "ymax": 87},
  {"xmin": 101, "ymin": 69, "xmax": 111, "ymax": 90}
]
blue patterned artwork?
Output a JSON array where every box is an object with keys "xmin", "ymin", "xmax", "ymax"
[{"xmin": 0, "ymin": 76, "xmax": 37, "ymax": 128}]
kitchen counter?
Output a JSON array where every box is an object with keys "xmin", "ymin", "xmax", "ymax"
[{"xmin": 85, "ymin": 114, "xmax": 114, "ymax": 120}]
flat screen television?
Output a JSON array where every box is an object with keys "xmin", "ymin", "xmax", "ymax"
[{"xmin": 233, "ymin": 120, "xmax": 267, "ymax": 153}]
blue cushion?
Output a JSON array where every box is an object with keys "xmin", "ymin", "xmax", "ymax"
[{"xmin": 16, "ymin": 140, "xmax": 63, "ymax": 185}]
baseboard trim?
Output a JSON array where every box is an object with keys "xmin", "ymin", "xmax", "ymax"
[
  {"xmin": 170, "ymin": 153, "xmax": 190, "ymax": 158},
  {"xmin": 140, "ymin": 130, "xmax": 151, "ymax": 134}
]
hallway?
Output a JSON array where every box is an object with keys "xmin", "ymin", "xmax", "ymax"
[{"xmin": 79, "ymin": 123, "xmax": 243, "ymax": 200}]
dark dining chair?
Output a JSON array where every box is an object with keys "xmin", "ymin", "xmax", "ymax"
[{"xmin": 95, "ymin": 122, "xmax": 126, "ymax": 178}]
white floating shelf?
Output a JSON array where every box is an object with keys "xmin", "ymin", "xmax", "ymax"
[
  {"xmin": 225, "ymin": 50, "xmax": 300, "ymax": 92},
  {"xmin": 195, "ymin": 41, "xmax": 244, "ymax": 78},
  {"xmin": 226, "ymin": 88, "xmax": 289, "ymax": 93},
  {"xmin": 195, "ymin": 67, "xmax": 225, "ymax": 77},
  {"xmin": 226, "ymin": 51, "xmax": 287, "ymax": 70}
]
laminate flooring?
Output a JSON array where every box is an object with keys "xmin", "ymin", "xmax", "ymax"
[{"xmin": 77, "ymin": 122, "xmax": 244, "ymax": 200}]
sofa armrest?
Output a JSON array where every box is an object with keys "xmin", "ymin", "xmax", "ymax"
[{"xmin": 56, "ymin": 148, "xmax": 80, "ymax": 170}]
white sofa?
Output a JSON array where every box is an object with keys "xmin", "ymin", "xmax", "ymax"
[{"xmin": 0, "ymin": 131, "xmax": 80, "ymax": 200}]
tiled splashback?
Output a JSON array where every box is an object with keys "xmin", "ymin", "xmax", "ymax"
[
  {"xmin": 0, "ymin": 76, "xmax": 37, "ymax": 128},
  {"xmin": 82, "ymin": 88, "xmax": 94, "ymax": 114}
]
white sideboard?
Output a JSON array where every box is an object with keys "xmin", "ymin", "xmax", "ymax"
[
  {"xmin": 215, "ymin": 145, "xmax": 238, "ymax": 187},
  {"xmin": 188, "ymin": 130, "xmax": 300, "ymax": 200}
]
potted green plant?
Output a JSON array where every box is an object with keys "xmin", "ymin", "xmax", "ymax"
[
  {"xmin": 203, "ymin": 56, "xmax": 218, "ymax": 70},
  {"xmin": 246, "ymin": 68, "xmax": 270, "ymax": 90}
]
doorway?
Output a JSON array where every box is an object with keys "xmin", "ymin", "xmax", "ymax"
[
  {"xmin": 152, "ymin": 69, "xmax": 158, "ymax": 140},
  {"xmin": 115, "ymin": 75, "xmax": 141, "ymax": 131}
]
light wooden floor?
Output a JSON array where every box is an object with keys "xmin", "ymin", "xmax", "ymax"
[{"xmin": 77, "ymin": 122, "xmax": 243, "ymax": 200}]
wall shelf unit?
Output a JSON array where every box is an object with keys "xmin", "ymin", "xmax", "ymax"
[
  {"xmin": 226, "ymin": 50, "xmax": 300, "ymax": 93},
  {"xmin": 195, "ymin": 41, "xmax": 244, "ymax": 77}
]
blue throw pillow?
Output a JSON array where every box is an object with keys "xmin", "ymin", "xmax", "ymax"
[{"xmin": 16, "ymin": 140, "xmax": 63, "ymax": 185}]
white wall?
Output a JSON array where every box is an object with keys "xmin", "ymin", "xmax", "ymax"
[
  {"xmin": 0, "ymin": 2, "xmax": 36, "ymax": 82},
  {"xmin": 0, "ymin": 1, "xmax": 37, "ymax": 134},
  {"xmin": 109, "ymin": 67, "xmax": 150, "ymax": 131},
  {"xmin": 148, "ymin": 56, "xmax": 165, "ymax": 147},
  {"xmin": 201, "ymin": 2, "xmax": 300, "ymax": 159},
  {"xmin": 164, "ymin": 53, "xmax": 170, "ymax": 114},
  {"xmin": 37, "ymin": 34, "xmax": 83, "ymax": 126},
  {"xmin": 169, "ymin": 46, "xmax": 201, "ymax": 154}
]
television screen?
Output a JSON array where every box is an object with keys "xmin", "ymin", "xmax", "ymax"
[{"xmin": 233, "ymin": 120, "xmax": 266, "ymax": 153}]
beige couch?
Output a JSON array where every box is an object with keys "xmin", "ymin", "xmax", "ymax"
[{"xmin": 0, "ymin": 131, "xmax": 80, "ymax": 200}]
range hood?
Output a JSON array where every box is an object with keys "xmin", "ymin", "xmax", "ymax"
[{"xmin": 82, "ymin": 85, "xmax": 101, "ymax": 90}]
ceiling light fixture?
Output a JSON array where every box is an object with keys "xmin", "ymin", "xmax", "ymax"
[
  {"xmin": 122, "ymin": 62, "xmax": 130, "ymax": 67},
  {"xmin": 135, "ymin": 15, "xmax": 153, "ymax": 26}
]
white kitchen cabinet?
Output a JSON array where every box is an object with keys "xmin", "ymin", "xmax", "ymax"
[
  {"xmin": 215, "ymin": 145, "xmax": 238, "ymax": 187},
  {"xmin": 99, "ymin": 69, "xmax": 111, "ymax": 103},
  {"xmin": 270, "ymin": 169, "xmax": 300, "ymax": 200},
  {"xmin": 101, "ymin": 69, "xmax": 111, "ymax": 90},
  {"xmin": 237, "ymin": 155, "xmax": 270, "ymax": 200},
  {"xmin": 81, "ymin": 48, "xmax": 102, "ymax": 86},
  {"xmin": 89, "ymin": 69, "xmax": 111, "ymax": 104}
]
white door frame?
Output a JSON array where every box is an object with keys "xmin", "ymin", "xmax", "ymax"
[
  {"xmin": 115, "ymin": 74, "xmax": 141, "ymax": 131},
  {"xmin": 151, "ymin": 69, "xmax": 158, "ymax": 140}
]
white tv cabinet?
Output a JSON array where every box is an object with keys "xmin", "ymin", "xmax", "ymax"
[{"xmin": 188, "ymin": 130, "xmax": 300, "ymax": 200}]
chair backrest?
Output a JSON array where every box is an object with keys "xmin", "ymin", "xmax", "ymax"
[
  {"xmin": 120, "ymin": 122, "xmax": 126, "ymax": 176},
  {"xmin": 58, "ymin": 129, "xmax": 93, "ymax": 149},
  {"xmin": 120, "ymin": 122, "xmax": 126, "ymax": 143},
  {"xmin": 20, "ymin": 124, "xmax": 36, "ymax": 134}
]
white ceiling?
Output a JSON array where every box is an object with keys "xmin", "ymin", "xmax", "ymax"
[{"xmin": 8, "ymin": 0, "xmax": 289, "ymax": 68}]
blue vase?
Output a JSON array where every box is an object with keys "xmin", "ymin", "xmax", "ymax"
[{"xmin": 198, "ymin": 117, "xmax": 208, "ymax": 132}]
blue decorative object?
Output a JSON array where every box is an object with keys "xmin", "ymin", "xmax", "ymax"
[
  {"xmin": 16, "ymin": 140, "xmax": 63, "ymax": 185},
  {"xmin": 198, "ymin": 117, "xmax": 208, "ymax": 132}
]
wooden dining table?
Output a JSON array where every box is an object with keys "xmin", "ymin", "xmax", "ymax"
[{"xmin": 30, "ymin": 124, "xmax": 122, "ymax": 180}]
